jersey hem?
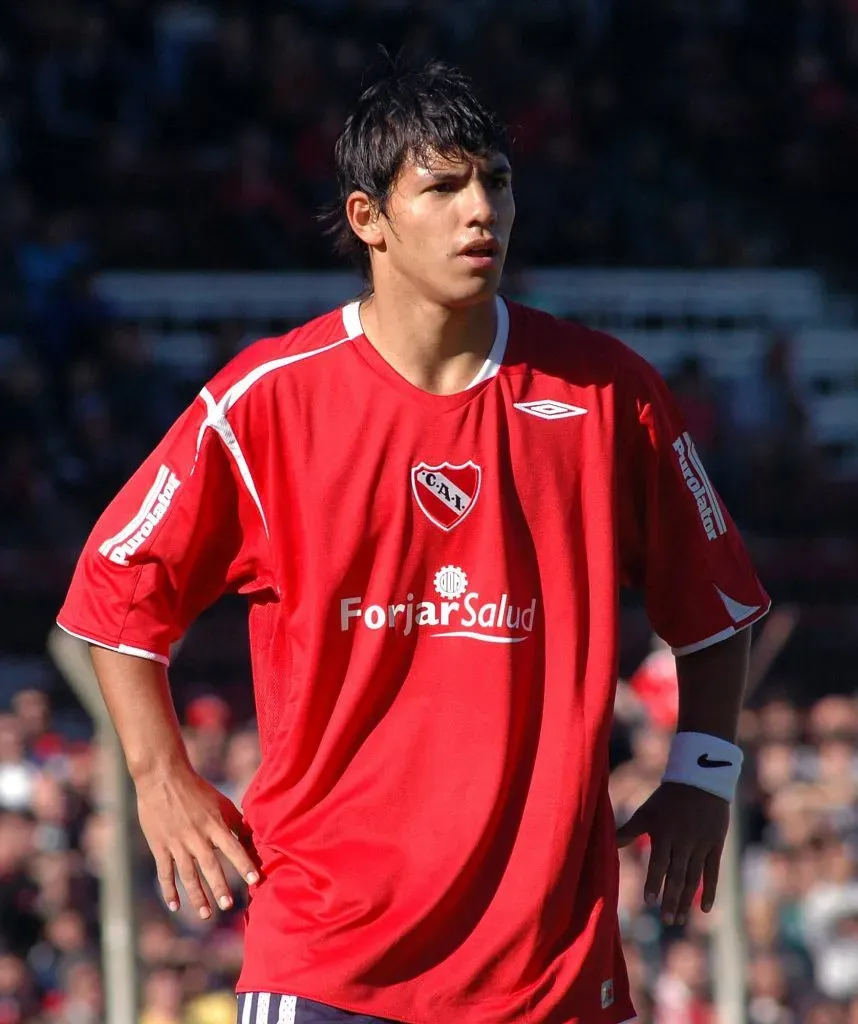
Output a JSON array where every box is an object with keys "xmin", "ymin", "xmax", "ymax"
[
  {"xmin": 671, "ymin": 598, "xmax": 771, "ymax": 656},
  {"xmin": 55, "ymin": 620, "xmax": 170, "ymax": 666},
  {"xmin": 233, "ymin": 987, "xmax": 637, "ymax": 1024}
]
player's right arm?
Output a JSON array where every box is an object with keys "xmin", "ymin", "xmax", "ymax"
[
  {"xmin": 90, "ymin": 647, "xmax": 259, "ymax": 917},
  {"xmin": 56, "ymin": 383, "xmax": 274, "ymax": 917}
]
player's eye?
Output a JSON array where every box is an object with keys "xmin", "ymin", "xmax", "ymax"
[
  {"xmin": 489, "ymin": 175, "xmax": 511, "ymax": 191},
  {"xmin": 429, "ymin": 181, "xmax": 456, "ymax": 193}
]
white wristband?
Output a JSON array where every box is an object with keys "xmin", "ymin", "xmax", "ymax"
[{"xmin": 662, "ymin": 731, "xmax": 743, "ymax": 803}]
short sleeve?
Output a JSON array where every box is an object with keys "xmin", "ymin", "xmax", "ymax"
[
  {"xmin": 57, "ymin": 393, "xmax": 273, "ymax": 665},
  {"xmin": 617, "ymin": 351, "xmax": 770, "ymax": 655}
]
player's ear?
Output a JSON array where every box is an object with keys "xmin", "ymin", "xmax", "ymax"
[{"xmin": 345, "ymin": 191, "xmax": 386, "ymax": 251}]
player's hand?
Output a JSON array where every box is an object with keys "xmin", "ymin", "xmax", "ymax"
[
  {"xmin": 134, "ymin": 763, "xmax": 260, "ymax": 919},
  {"xmin": 615, "ymin": 782, "xmax": 729, "ymax": 926}
]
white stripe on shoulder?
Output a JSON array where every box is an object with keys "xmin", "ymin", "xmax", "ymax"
[
  {"xmin": 241, "ymin": 992, "xmax": 254, "ymax": 1024},
  {"xmin": 221, "ymin": 334, "xmax": 352, "ymax": 416},
  {"xmin": 255, "ymin": 992, "xmax": 270, "ymax": 1024},
  {"xmin": 199, "ymin": 387, "xmax": 269, "ymax": 537},
  {"xmin": 196, "ymin": 333, "xmax": 352, "ymax": 536}
]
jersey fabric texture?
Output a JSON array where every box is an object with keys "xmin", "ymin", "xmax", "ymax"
[{"xmin": 58, "ymin": 298, "xmax": 770, "ymax": 1024}]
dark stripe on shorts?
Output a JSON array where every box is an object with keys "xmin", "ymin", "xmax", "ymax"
[{"xmin": 237, "ymin": 993, "xmax": 397, "ymax": 1023}]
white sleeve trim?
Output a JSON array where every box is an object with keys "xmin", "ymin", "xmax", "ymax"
[
  {"xmin": 671, "ymin": 599, "xmax": 771, "ymax": 657},
  {"xmin": 199, "ymin": 386, "xmax": 269, "ymax": 538},
  {"xmin": 56, "ymin": 622, "xmax": 170, "ymax": 666}
]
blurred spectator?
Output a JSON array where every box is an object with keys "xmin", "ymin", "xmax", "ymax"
[
  {"xmin": 0, "ymin": 3, "xmax": 857, "ymax": 1021},
  {"xmin": 222, "ymin": 728, "xmax": 261, "ymax": 808},
  {"xmin": 0, "ymin": 952, "xmax": 41, "ymax": 1023},
  {"xmin": 747, "ymin": 951, "xmax": 796, "ymax": 1024},
  {"xmin": 11, "ymin": 0, "xmax": 858, "ymax": 272},
  {"xmin": 0, "ymin": 657, "xmax": 854, "ymax": 1019},
  {"xmin": 13, "ymin": 213, "xmax": 91, "ymax": 322},
  {"xmin": 215, "ymin": 124, "xmax": 311, "ymax": 269},
  {"xmin": 54, "ymin": 956, "xmax": 103, "ymax": 1024},
  {"xmin": 139, "ymin": 965, "xmax": 184, "ymax": 1024},
  {"xmin": 652, "ymin": 938, "xmax": 711, "ymax": 1024},
  {"xmin": 0, "ymin": 715, "xmax": 36, "ymax": 812},
  {"xmin": 803, "ymin": 836, "xmax": 858, "ymax": 1000},
  {"xmin": 0, "ymin": 811, "xmax": 42, "ymax": 959},
  {"xmin": 626, "ymin": 633, "xmax": 679, "ymax": 732},
  {"xmin": 724, "ymin": 332, "xmax": 814, "ymax": 530},
  {"xmin": 10, "ymin": 690, "xmax": 56, "ymax": 763}
]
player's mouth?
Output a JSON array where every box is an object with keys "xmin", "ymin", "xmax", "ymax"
[{"xmin": 457, "ymin": 237, "xmax": 501, "ymax": 269}]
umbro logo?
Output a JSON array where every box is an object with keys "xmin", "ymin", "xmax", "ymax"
[{"xmin": 513, "ymin": 400, "xmax": 587, "ymax": 420}]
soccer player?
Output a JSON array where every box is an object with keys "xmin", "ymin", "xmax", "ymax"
[{"xmin": 57, "ymin": 61, "xmax": 769, "ymax": 1024}]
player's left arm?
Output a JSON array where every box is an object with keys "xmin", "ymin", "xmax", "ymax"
[
  {"xmin": 675, "ymin": 628, "xmax": 749, "ymax": 743},
  {"xmin": 617, "ymin": 629, "xmax": 749, "ymax": 925},
  {"xmin": 614, "ymin": 342, "xmax": 770, "ymax": 925}
]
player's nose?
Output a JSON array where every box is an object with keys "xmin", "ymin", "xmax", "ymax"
[{"xmin": 465, "ymin": 181, "xmax": 498, "ymax": 228}]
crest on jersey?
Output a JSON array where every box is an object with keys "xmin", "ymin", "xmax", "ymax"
[{"xmin": 411, "ymin": 461, "xmax": 481, "ymax": 531}]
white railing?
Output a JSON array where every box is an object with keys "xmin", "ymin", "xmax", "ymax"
[
  {"xmin": 94, "ymin": 268, "xmax": 827, "ymax": 327},
  {"xmin": 92, "ymin": 268, "xmax": 858, "ymax": 470}
]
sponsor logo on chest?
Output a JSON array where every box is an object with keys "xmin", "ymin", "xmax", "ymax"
[{"xmin": 340, "ymin": 565, "xmax": 538, "ymax": 643}]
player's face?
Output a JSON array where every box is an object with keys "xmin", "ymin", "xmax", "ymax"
[{"xmin": 375, "ymin": 150, "xmax": 515, "ymax": 307}]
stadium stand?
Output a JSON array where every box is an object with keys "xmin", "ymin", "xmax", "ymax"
[{"xmin": 1, "ymin": 2, "xmax": 857, "ymax": 1022}]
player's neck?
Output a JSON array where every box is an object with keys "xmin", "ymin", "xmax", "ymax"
[{"xmin": 358, "ymin": 290, "xmax": 498, "ymax": 396}]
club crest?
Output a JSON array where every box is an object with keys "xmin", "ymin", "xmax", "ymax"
[{"xmin": 411, "ymin": 461, "xmax": 481, "ymax": 531}]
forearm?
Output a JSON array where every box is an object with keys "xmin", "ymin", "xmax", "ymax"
[
  {"xmin": 674, "ymin": 629, "xmax": 751, "ymax": 742},
  {"xmin": 89, "ymin": 647, "xmax": 190, "ymax": 781}
]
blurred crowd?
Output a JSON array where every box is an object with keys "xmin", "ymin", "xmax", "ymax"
[
  {"xmin": 1, "ymin": 2, "xmax": 857, "ymax": 1023},
  {"xmin": 1, "ymin": 0, "xmax": 855, "ymax": 580},
  {"xmin": 1, "ymin": 655, "xmax": 857, "ymax": 1022},
  {"xmin": 0, "ymin": 688, "xmax": 257, "ymax": 1024},
  {"xmin": 0, "ymin": 294, "xmax": 824, "ymax": 578},
  {"xmin": 615, "ymin": 642, "xmax": 858, "ymax": 1024},
  {"xmin": 2, "ymin": 0, "xmax": 858, "ymax": 288}
]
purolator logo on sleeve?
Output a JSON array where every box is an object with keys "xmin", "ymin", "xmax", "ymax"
[
  {"xmin": 671, "ymin": 432, "xmax": 726, "ymax": 541},
  {"xmin": 340, "ymin": 565, "xmax": 538, "ymax": 644},
  {"xmin": 98, "ymin": 464, "xmax": 181, "ymax": 565}
]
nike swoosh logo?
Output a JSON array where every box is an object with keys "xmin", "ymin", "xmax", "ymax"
[{"xmin": 697, "ymin": 754, "xmax": 733, "ymax": 768}]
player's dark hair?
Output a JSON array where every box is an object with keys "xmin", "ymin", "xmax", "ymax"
[{"xmin": 323, "ymin": 57, "xmax": 509, "ymax": 282}]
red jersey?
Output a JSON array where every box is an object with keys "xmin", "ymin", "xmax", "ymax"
[{"xmin": 58, "ymin": 299, "xmax": 769, "ymax": 1024}]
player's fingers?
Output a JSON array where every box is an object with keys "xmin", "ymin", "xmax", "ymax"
[
  {"xmin": 660, "ymin": 847, "xmax": 692, "ymax": 925},
  {"xmin": 212, "ymin": 823, "xmax": 260, "ymax": 887},
  {"xmin": 643, "ymin": 839, "xmax": 671, "ymax": 909},
  {"xmin": 193, "ymin": 843, "xmax": 235, "ymax": 912},
  {"xmin": 674, "ymin": 847, "xmax": 708, "ymax": 925},
  {"xmin": 700, "ymin": 842, "xmax": 724, "ymax": 913},
  {"xmin": 154, "ymin": 849, "xmax": 180, "ymax": 912},
  {"xmin": 175, "ymin": 851, "xmax": 213, "ymax": 920},
  {"xmin": 218, "ymin": 793, "xmax": 251, "ymax": 838}
]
